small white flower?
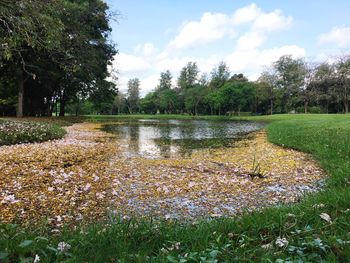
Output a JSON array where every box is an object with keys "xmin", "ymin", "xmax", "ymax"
[
  {"xmin": 275, "ymin": 237, "xmax": 289, "ymax": 248},
  {"xmin": 48, "ymin": 187, "xmax": 54, "ymax": 192},
  {"xmin": 33, "ymin": 254, "xmax": 40, "ymax": 263},
  {"xmin": 57, "ymin": 241, "xmax": 71, "ymax": 252}
]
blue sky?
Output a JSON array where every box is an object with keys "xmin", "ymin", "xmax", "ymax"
[{"xmin": 106, "ymin": 0, "xmax": 350, "ymax": 95}]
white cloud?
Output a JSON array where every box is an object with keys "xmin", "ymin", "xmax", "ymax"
[
  {"xmin": 232, "ymin": 3, "xmax": 261, "ymax": 25},
  {"xmin": 168, "ymin": 4, "xmax": 292, "ymax": 50},
  {"xmin": 115, "ymin": 53, "xmax": 151, "ymax": 73},
  {"xmin": 134, "ymin": 43, "xmax": 158, "ymax": 56},
  {"xmin": 237, "ymin": 31, "xmax": 266, "ymax": 50},
  {"xmin": 168, "ymin": 12, "xmax": 230, "ymax": 49},
  {"xmin": 225, "ymin": 45, "xmax": 306, "ymax": 80},
  {"xmin": 319, "ymin": 26, "xmax": 350, "ymax": 48},
  {"xmin": 139, "ymin": 74, "xmax": 160, "ymax": 96},
  {"xmin": 252, "ymin": 9, "xmax": 292, "ymax": 32},
  {"xmin": 257, "ymin": 45, "xmax": 305, "ymax": 65}
]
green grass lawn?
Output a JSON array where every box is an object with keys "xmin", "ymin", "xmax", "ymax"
[{"xmin": 1, "ymin": 114, "xmax": 350, "ymax": 262}]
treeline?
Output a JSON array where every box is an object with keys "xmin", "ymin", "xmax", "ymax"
[
  {"xmin": 0, "ymin": 0, "xmax": 117, "ymax": 117},
  {"xmin": 111, "ymin": 54, "xmax": 350, "ymax": 116}
]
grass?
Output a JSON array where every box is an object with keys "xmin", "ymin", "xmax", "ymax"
[
  {"xmin": 1, "ymin": 114, "xmax": 350, "ymax": 262},
  {"xmin": 0, "ymin": 119, "xmax": 66, "ymax": 146}
]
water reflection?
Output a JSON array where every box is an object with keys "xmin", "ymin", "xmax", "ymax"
[{"xmin": 102, "ymin": 119, "xmax": 264, "ymax": 159}]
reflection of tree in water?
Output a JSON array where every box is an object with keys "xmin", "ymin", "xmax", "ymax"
[
  {"xmin": 155, "ymin": 124, "xmax": 172, "ymax": 158},
  {"xmin": 103, "ymin": 120, "xmax": 264, "ymax": 159},
  {"xmin": 128, "ymin": 125, "xmax": 139, "ymax": 154}
]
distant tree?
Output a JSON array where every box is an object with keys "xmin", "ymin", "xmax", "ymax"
[
  {"xmin": 157, "ymin": 70, "xmax": 172, "ymax": 91},
  {"xmin": 273, "ymin": 55, "xmax": 308, "ymax": 112},
  {"xmin": 228, "ymin": 73, "xmax": 248, "ymax": 83},
  {"xmin": 139, "ymin": 92, "xmax": 157, "ymax": 114},
  {"xmin": 210, "ymin": 61, "xmax": 230, "ymax": 89},
  {"xmin": 127, "ymin": 78, "xmax": 140, "ymax": 114},
  {"xmin": 333, "ymin": 55, "xmax": 350, "ymax": 113},
  {"xmin": 89, "ymin": 80, "xmax": 117, "ymax": 114},
  {"xmin": 177, "ymin": 62, "xmax": 199, "ymax": 90},
  {"xmin": 257, "ymin": 70, "xmax": 277, "ymax": 115},
  {"xmin": 159, "ymin": 89, "xmax": 179, "ymax": 114},
  {"xmin": 220, "ymin": 81, "xmax": 255, "ymax": 115},
  {"xmin": 310, "ymin": 62, "xmax": 335, "ymax": 113},
  {"xmin": 184, "ymin": 84, "xmax": 207, "ymax": 115},
  {"xmin": 114, "ymin": 91, "xmax": 127, "ymax": 114}
]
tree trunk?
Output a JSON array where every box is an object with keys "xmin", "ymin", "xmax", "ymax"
[
  {"xmin": 16, "ymin": 68, "xmax": 24, "ymax": 117},
  {"xmin": 344, "ymin": 99, "xmax": 349, "ymax": 114},
  {"xmin": 270, "ymin": 100, "xmax": 273, "ymax": 115},
  {"xmin": 59, "ymin": 99, "xmax": 66, "ymax": 116},
  {"xmin": 304, "ymin": 101, "xmax": 308, "ymax": 114}
]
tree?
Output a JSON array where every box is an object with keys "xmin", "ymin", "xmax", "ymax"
[
  {"xmin": 0, "ymin": 0, "xmax": 65, "ymax": 117},
  {"xmin": 159, "ymin": 89, "xmax": 179, "ymax": 114},
  {"xmin": 139, "ymin": 92, "xmax": 157, "ymax": 114},
  {"xmin": 210, "ymin": 61, "xmax": 230, "ymax": 89},
  {"xmin": 89, "ymin": 80, "xmax": 117, "ymax": 114},
  {"xmin": 310, "ymin": 62, "xmax": 335, "ymax": 113},
  {"xmin": 184, "ymin": 84, "xmax": 207, "ymax": 115},
  {"xmin": 177, "ymin": 62, "xmax": 199, "ymax": 90},
  {"xmin": 273, "ymin": 55, "xmax": 308, "ymax": 112},
  {"xmin": 114, "ymin": 91, "xmax": 127, "ymax": 114},
  {"xmin": 157, "ymin": 70, "xmax": 172, "ymax": 91},
  {"xmin": 257, "ymin": 70, "xmax": 277, "ymax": 115},
  {"xmin": 0, "ymin": 0, "xmax": 117, "ymax": 117},
  {"xmin": 333, "ymin": 55, "xmax": 350, "ymax": 113},
  {"xmin": 127, "ymin": 78, "xmax": 140, "ymax": 114},
  {"xmin": 220, "ymin": 81, "xmax": 255, "ymax": 115}
]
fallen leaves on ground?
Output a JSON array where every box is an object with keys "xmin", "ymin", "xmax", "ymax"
[{"xmin": 0, "ymin": 123, "xmax": 327, "ymax": 226}]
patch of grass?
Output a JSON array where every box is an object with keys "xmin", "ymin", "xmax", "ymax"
[
  {"xmin": 1, "ymin": 114, "xmax": 350, "ymax": 262},
  {"xmin": 0, "ymin": 120, "xmax": 66, "ymax": 146}
]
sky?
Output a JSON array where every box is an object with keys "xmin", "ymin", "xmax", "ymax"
[{"xmin": 106, "ymin": 0, "xmax": 350, "ymax": 96}]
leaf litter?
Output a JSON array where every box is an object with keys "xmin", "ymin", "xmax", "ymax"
[{"xmin": 0, "ymin": 123, "xmax": 327, "ymax": 226}]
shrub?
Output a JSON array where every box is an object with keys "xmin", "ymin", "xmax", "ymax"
[{"xmin": 0, "ymin": 120, "xmax": 66, "ymax": 146}]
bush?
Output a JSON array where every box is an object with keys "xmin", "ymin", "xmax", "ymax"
[{"xmin": 0, "ymin": 120, "xmax": 66, "ymax": 146}]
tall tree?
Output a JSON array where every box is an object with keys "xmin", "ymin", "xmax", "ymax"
[
  {"xmin": 210, "ymin": 61, "xmax": 230, "ymax": 89},
  {"xmin": 0, "ymin": 0, "xmax": 64, "ymax": 117},
  {"xmin": 333, "ymin": 55, "xmax": 350, "ymax": 113},
  {"xmin": 127, "ymin": 78, "xmax": 140, "ymax": 114},
  {"xmin": 257, "ymin": 70, "xmax": 277, "ymax": 115},
  {"xmin": 273, "ymin": 55, "xmax": 308, "ymax": 113},
  {"xmin": 177, "ymin": 62, "xmax": 199, "ymax": 90},
  {"xmin": 157, "ymin": 70, "xmax": 172, "ymax": 91}
]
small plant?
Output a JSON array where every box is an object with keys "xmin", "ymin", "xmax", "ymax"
[{"xmin": 249, "ymin": 145, "xmax": 265, "ymax": 179}]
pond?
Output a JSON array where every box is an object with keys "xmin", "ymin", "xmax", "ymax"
[{"xmin": 102, "ymin": 119, "xmax": 265, "ymax": 159}]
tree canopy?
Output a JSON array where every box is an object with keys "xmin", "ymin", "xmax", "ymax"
[{"xmin": 0, "ymin": 0, "xmax": 117, "ymax": 117}]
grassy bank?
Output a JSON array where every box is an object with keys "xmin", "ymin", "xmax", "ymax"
[
  {"xmin": 1, "ymin": 114, "xmax": 350, "ymax": 262},
  {"xmin": 0, "ymin": 120, "xmax": 66, "ymax": 146}
]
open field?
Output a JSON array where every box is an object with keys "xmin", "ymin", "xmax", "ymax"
[{"xmin": 1, "ymin": 114, "xmax": 350, "ymax": 262}]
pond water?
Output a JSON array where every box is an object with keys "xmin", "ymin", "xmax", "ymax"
[{"xmin": 102, "ymin": 119, "xmax": 265, "ymax": 159}]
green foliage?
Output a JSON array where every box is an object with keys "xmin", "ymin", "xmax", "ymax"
[{"xmin": 0, "ymin": 0, "xmax": 117, "ymax": 117}]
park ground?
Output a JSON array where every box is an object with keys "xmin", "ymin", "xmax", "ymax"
[{"xmin": 0, "ymin": 114, "xmax": 350, "ymax": 262}]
